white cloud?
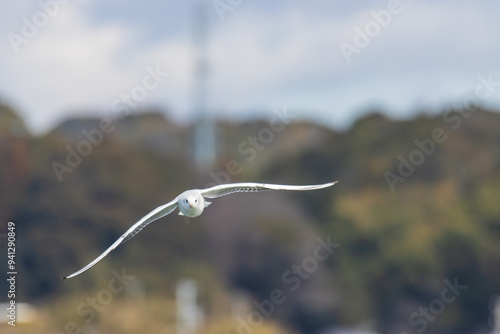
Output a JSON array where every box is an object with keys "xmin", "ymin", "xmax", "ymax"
[
  {"xmin": 0, "ymin": 2, "xmax": 195, "ymax": 132},
  {"xmin": 1, "ymin": 4, "xmax": 134, "ymax": 131},
  {"xmin": 207, "ymin": 8, "xmax": 347, "ymax": 111},
  {"xmin": 0, "ymin": 0, "xmax": 499, "ymax": 133}
]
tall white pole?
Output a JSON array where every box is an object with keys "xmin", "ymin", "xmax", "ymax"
[{"xmin": 176, "ymin": 279, "xmax": 199, "ymax": 334}]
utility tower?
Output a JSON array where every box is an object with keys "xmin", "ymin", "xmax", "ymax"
[{"xmin": 192, "ymin": 0, "xmax": 217, "ymax": 171}]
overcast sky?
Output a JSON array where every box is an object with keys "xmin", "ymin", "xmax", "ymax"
[{"xmin": 1, "ymin": 0, "xmax": 500, "ymax": 133}]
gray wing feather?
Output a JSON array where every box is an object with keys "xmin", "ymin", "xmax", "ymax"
[
  {"xmin": 200, "ymin": 181, "xmax": 337, "ymax": 199},
  {"xmin": 64, "ymin": 198, "xmax": 178, "ymax": 279}
]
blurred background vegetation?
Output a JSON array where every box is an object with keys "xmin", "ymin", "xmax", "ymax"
[{"xmin": 1, "ymin": 102, "xmax": 500, "ymax": 334}]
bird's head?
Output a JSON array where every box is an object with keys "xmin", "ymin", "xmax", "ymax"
[
  {"xmin": 185, "ymin": 194, "xmax": 199, "ymax": 208},
  {"xmin": 178, "ymin": 190, "xmax": 205, "ymax": 218}
]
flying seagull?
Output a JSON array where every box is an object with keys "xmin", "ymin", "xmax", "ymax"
[{"xmin": 63, "ymin": 181, "xmax": 338, "ymax": 279}]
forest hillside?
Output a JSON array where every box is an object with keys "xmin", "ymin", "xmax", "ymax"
[{"xmin": 1, "ymin": 103, "xmax": 499, "ymax": 334}]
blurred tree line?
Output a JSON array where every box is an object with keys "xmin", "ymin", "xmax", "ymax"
[{"xmin": 0, "ymin": 102, "xmax": 499, "ymax": 334}]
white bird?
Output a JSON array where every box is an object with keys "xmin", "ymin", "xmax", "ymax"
[{"xmin": 63, "ymin": 181, "xmax": 338, "ymax": 279}]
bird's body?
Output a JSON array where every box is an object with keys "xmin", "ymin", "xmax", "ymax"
[
  {"xmin": 63, "ymin": 181, "xmax": 338, "ymax": 279},
  {"xmin": 177, "ymin": 190, "xmax": 209, "ymax": 217}
]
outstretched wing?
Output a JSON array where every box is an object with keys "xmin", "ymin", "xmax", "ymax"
[
  {"xmin": 63, "ymin": 198, "xmax": 179, "ymax": 279},
  {"xmin": 200, "ymin": 181, "xmax": 338, "ymax": 199}
]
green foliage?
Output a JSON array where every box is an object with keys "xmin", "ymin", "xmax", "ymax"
[{"xmin": 1, "ymin": 105, "xmax": 500, "ymax": 333}]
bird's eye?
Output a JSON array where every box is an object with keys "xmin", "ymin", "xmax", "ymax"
[
  {"xmin": 195, "ymin": 199, "xmax": 198, "ymax": 203},
  {"xmin": 184, "ymin": 199, "xmax": 188, "ymax": 203}
]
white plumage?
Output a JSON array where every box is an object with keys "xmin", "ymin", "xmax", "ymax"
[{"xmin": 63, "ymin": 181, "xmax": 338, "ymax": 279}]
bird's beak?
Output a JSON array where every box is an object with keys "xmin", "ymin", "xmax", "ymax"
[{"xmin": 189, "ymin": 203, "xmax": 193, "ymax": 207}]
